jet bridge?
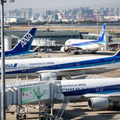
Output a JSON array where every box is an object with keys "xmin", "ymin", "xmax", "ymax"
[
  {"xmin": 5, "ymin": 81, "xmax": 51, "ymax": 106},
  {"xmin": 0, "ymin": 80, "xmax": 65, "ymax": 120}
]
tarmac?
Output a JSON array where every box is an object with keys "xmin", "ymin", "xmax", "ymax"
[{"xmin": 4, "ymin": 50, "xmax": 120, "ymax": 120}]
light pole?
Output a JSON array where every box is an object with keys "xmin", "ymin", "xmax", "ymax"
[
  {"xmin": 28, "ymin": 9, "xmax": 30, "ymax": 30},
  {"xmin": 28, "ymin": 17, "xmax": 30, "ymax": 30},
  {"xmin": 47, "ymin": 17, "xmax": 49, "ymax": 30},
  {"xmin": 1, "ymin": 1, "xmax": 6, "ymax": 120},
  {"xmin": 1, "ymin": 1, "xmax": 14, "ymax": 120},
  {"xmin": 96, "ymin": 10, "xmax": 99, "ymax": 39},
  {"xmin": 71, "ymin": 10, "xmax": 73, "ymax": 31}
]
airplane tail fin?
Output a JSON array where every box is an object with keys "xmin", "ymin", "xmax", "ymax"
[
  {"xmin": 12, "ymin": 28, "xmax": 37, "ymax": 52},
  {"xmin": 114, "ymin": 49, "xmax": 120, "ymax": 56},
  {"xmin": 97, "ymin": 23, "xmax": 106, "ymax": 42}
]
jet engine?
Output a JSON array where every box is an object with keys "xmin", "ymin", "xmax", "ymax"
[
  {"xmin": 40, "ymin": 73, "xmax": 62, "ymax": 81},
  {"xmin": 60, "ymin": 46, "xmax": 70, "ymax": 52},
  {"xmin": 88, "ymin": 97, "xmax": 120, "ymax": 110}
]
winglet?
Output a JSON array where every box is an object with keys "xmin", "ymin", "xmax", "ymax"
[
  {"xmin": 12, "ymin": 28, "xmax": 37, "ymax": 52},
  {"xmin": 98, "ymin": 23, "xmax": 106, "ymax": 42}
]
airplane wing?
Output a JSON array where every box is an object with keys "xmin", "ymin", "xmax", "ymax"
[
  {"xmin": 89, "ymin": 42, "xmax": 104, "ymax": 47},
  {"xmin": 35, "ymin": 67, "xmax": 108, "ymax": 76},
  {"xmin": 66, "ymin": 45, "xmax": 82, "ymax": 50},
  {"xmin": 83, "ymin": 92, "xmax": 120, "ymax": 101}
]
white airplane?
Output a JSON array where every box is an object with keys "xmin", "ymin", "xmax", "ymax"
[
  {"xmin": 61, "ymin": 24, "xmax": 106, "ymax": 54},
  {"xmin": 61, "ymin": 78, "xmax": 120, "ymax": 110},
  {"xmin": 2, "ymin": 49, "xmax": 120, "ymax": 79}
]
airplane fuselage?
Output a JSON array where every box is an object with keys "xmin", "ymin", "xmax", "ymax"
[
  {"xmin": 65, "ymin": 39, "xmax": 105, "ymax": 51},
  {"xmin": 0, "ymin": 50, "xmax": 31, "ymax": 57},
  {"xmin": 61, "ymin": 78, "xmax": 120, "ymax": 96},
  {"xmin": 1, "ymin": 54, "xmax": 120, "ymax": 78}
]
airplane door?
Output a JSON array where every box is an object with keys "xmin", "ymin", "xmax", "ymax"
[
  {"xmin": 21, "ymin": 64, "xmax": 26, "ymax": 72},
  {"xmin": 96, "ymin": 87, "xmax": 103, "ymax": 92},
  {"xmin": 100, "ymin": 87, "xmax": 103, "ymax": 92}
]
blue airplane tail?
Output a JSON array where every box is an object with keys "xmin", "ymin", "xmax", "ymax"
[
  {"xmin": 114, "ymin": 49, "xmax": 120, "ymax": 56},
  {"xmin": 97, "ymin": 23, "xmax": 106, "ymax": 42},
  {"xmin": 12, "ymin": 28, "xmax": 37, "ymax": 52}
]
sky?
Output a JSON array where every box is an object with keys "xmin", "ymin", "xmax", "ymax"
[{"xmin": 4, "ymin": 0, "xmax": 120, "ymax": 11}]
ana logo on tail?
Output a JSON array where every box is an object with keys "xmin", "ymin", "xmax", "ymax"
[
  {"xmin": 99, "ymin": 27, "xmax": 105, "ymax": 38},
  {"xmin": 21, "ymin": 33, "xmax": 33, "ymax": 48},
  {"xmin": 99, "ymin": 24, "xmax": 106, "ymax": 38},
  {"xmin": 97, "ymin": 23, "xmax": 106, "ymax": 42}
]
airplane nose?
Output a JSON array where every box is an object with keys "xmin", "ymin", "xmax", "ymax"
[{"xmin": 65, "ymin": 41, "xmax": 71, "ymax": 45}]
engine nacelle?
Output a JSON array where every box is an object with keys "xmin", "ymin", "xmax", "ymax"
[
  {"xmin": 40, "ymin": 73, "xmax": 57, "ymax": 81},
  {"xmin": 60, "ymin": 46, "xmax": 69, "ymax": 52},
  {"xmin": 60, "ymin": 47, "xmax": 65, "ymax": 52},
  {"xmin": 88, "ymin": 97, "xmax": 111, "ymax": 110},
  {"xmin": 40, "ymin": 73, "xmax": 62, "ymax": 81},
  {"xmin": 88, "ymin": 97, "xmax": 120, "ymax": 110}
]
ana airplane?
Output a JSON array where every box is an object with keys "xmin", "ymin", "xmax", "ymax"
[
  {"xmin": 61, "ymin": 24, "xmax": 106, "ymax": 54},
  {"xmin": 0, "ymin": 28, "xmax": 37, "ymax": 57},
  {"xmin": 2, "ymin": 49, "xmax": 120, "ymax": 79},
  {"xmin": 61, "ymin": 78, "xmax": 120, "ymax": 110}
]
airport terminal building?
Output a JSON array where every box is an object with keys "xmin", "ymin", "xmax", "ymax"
[{"xmin": 1, "ymin": 30, "xmax": 120, "ymax": 51}]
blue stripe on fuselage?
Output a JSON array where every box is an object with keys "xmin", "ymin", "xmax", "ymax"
[
  {"xmin": 0, "ymin": 51, "xmax": 34, "ymax": 57},
  {"xmin": 62, "ymin": 84, "xmax": 120, "ymax": 96}
]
